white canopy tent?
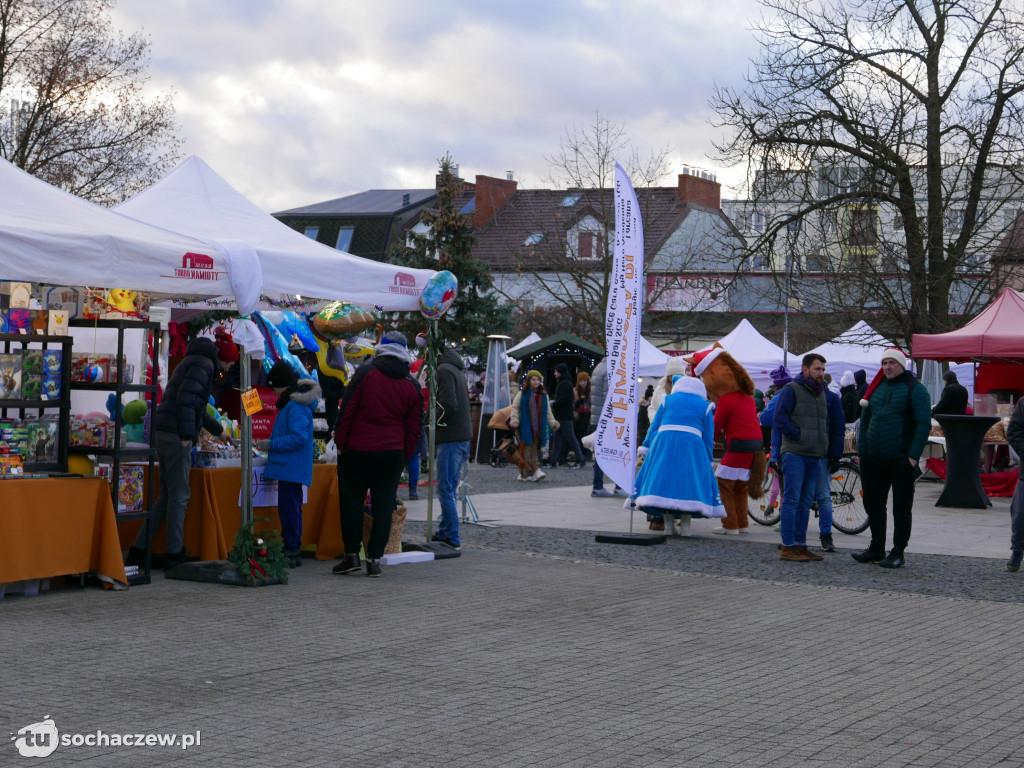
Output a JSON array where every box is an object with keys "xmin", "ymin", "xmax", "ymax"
[
  {"xmin": 636, "ymin": 336, "xmax": 673, "ymax": 378},
  {"xmin": 800, "ymin": 320, "xmax": 895, "ymax": 383},
  {"xmin": 700, "ymin": 318, "xmax": 791, "ymax": 391},
  {"xmin": 115, "ymin": 156, "xmax": 437, "ymax": 313},
  {"xmin": 0, "ymin": 158, "xmax": 231, "ymax": 297}
]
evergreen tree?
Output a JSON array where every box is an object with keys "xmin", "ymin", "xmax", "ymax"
[{"xmin": 389, "ymin": 154, "xmax": 512, "ymax": 364}]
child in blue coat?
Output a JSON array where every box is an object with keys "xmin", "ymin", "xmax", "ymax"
[{"xmin": 258, "ymin": 361, "xmax": 321, "ymax": 568}]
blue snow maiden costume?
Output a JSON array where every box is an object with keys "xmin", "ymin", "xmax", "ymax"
[{"xmin": 634, "ymin": 375, "xmax": 726, "ymax": 519}]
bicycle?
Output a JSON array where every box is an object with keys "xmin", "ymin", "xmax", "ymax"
[{"xmin": 748, "ymin": 456, "xmax": 868, "ymax": 535}]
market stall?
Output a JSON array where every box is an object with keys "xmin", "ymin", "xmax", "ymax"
[{"xmin": 694, "ymin": 318, "xmax": 791, "ymax": 391}]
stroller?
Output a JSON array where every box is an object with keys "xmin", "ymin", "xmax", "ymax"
[{"xmin": 487, "ymin": 405, "xmax": 519, "ymax": 468}]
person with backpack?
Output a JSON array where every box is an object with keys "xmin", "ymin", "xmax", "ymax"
[{"xmin": 851, "ymin": 348, "xmax": 931, "ymax": 569}]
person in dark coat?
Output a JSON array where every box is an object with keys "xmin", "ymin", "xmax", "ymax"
[
  {"xmin": 839, "ymin": 370, "xmax": 862, "ymax": 423},
  {"xmin": 128, "ymin": 335, "xmax": 236, "ymax": 569},
  {"xmin": 932, "ymin": 370, "xmax": 969, "ymax": 415},
  {"xmin": 547, "ymin": 362, "xmax": 585, "ymax": 468},
  {"xmin": 854, "ymin": 369, "xmax": 868, "ymax": 401},
  {"xmin": 433, "ymin": 344, "xmax": 471, "ymax": 549},
  {"xmin": 258, "ymin": 361, "xmax": 321, "ymax": 568},
  {"xmin": 332, "ymin": 332, "xmax": 422, "ymax": 578}
]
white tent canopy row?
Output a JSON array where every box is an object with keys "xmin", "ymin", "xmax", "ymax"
[
  {"xmin": 0, "ymin": 155, "xmax": 437, "ymax": 315},
  {"xmin": 691, "ymin": 318, "xmax": 790, "ymax": 392}
]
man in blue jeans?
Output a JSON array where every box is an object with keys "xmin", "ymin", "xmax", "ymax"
[
  {"xmin": 773, "ymin": 353, "xmax": 829, "ymax": 562},
  {"xmin": 433, "ymin": 343, "xmax": 472, "ymax": 549},
  {"xmin": 814, "ymin": 383, "xmax": 847, "ymax": 552}
]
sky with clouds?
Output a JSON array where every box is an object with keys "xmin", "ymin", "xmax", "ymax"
[{"xmin": 110, "ymin": 0, "xmax": 765, "ymax": 212}]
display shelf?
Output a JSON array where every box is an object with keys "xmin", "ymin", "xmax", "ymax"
[
  {"xmin": 0, "ymin": 332, "xmax": 74, "ymax": 474},
  {"xmin": 68, "ymin": 445, "xmax": 156, "ymax": 458},
  {"xmin": 69, "ymin": 318, "xmax": 160, "ymax": 585}
]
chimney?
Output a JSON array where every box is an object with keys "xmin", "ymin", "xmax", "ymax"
[
  {"xmin": 678, "ymin": 168, "xmax": 721, "ymax": 209},
  {"xmin": 401, "ymin": 193, "xmax": 410, "ymax": 207},
  {"xmin": 474, "ymin": 174, "xmax": 518, "ymax": 228}
]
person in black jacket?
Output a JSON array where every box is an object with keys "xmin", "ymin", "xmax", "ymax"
[
  {"xmin": 432, "ymin": 344, "xmax": 472, "ymax": 549},
  {"xmin": 127, "ymin": 335, "xmax": 236, "ymax": 570},
  {"xmin": 546, "ymin": 363, "xmax": 585, "ymax": 468},
  {"xmin": 932, "ymin": 370, "xmax": 969, "ymax": 415},
  {"xmin": 839, "ymin": 370, "xmax": 862, "ymax": 423}
]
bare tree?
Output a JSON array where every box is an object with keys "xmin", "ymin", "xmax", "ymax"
[
  {"xmin": 0, "ymin": 0, "xmax": 181, "ymax": 205},
  {"xmin": 712, "ymin": 0, "xmax": 1024, "ymax": 345}
]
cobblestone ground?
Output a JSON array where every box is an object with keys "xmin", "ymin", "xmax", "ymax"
[{"xmin": 4, "ymin": 463, "xmax": 1024, "ymax": 768}]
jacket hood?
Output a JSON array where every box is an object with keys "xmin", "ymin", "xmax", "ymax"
[
  {"xmin": 853, "ymin": 369, "xmax": 867, "ymax": 387},
  {"xmin": 373, "ymin": 354, "xmax": 412, "ymax": 379},
  {"xmin": 440, "ymin": 347, "xmax": 465, "ymax": 370},
  {"xmin": 276, "ymin": 378, "xmax": 321, "ymax": 411},
  {"xmin": 186, "ymin": 336, "xmax": 221, "ymax": 364},
  {"xmin": 555, "ymin": 363, "xmax": 570, "ymax": 377}
]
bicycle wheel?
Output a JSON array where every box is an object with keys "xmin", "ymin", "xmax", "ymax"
[
  {"xmin": 830, "ymin": 461, "xmax": 869, "ymax": 535},
  {"xmin": 749, "ymin": 463, "xmax": 782, "ymax": 526}
]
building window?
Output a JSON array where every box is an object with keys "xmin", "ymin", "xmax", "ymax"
[
  {"xmin": 335, "ymin": 226, "xmax": 354, "ymax": 252},
  {"xmin": 523, "ymin": 232, "xmax": 545, "ymax": 246},
  {"xmin": 577, "ymin": 231, "xmax": 602, "ymax": 260},
  {"xmin": 821, "ymin": 210, "xmax": 838, "ymax": 233},
  {"xmin": 738, "ymin": 210, "xmax": 765, "ymax": 233},
  {"xmin": 786, "ymin": 218, "xmax": 802, "ymax": 233},
  {"xmin": 892, "ymin": 214, "xmax": 903, "ymax": 232},
  {"xmin": 804, "ymin": 253, "xmax": 828, "ymax": 272},
  {"xmin": 304, "ymin": 226, "xmax": 319, "ymax": 241},
  {"xmin": 848, "ymin": 208, "xmax": 877, "ymax": 247},
  {"xmin": 561, "ymin": 194, "xmax": 582, "ymax": 207},
  {"xmin": 945, "ymin": 209, "xmax": 965, "ymax": 232}
]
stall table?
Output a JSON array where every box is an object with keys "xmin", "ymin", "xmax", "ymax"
[
  {"xmin": 0, "ymin": 477, "xmax": 128, "ymax": 588},
  {"xmin": 934, "ymin": 415, "xmax": 1001, "ymax": 508},
  {"xmin": 116, "ymin": 464, "xmax": 343, "ymax": 561}
]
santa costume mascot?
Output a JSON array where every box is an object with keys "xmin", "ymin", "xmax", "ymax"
[
  {"xmin": 685, "ymin": 343, "xmax": 767, "ymax": 534},
  {"xmin": 633, "ymin": 375, "xmax": 725, "ymax": 536}
]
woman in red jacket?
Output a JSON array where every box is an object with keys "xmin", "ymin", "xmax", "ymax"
[{"xmin": 332, "ymin": 332, "xmax": 422, "ymax": 578}]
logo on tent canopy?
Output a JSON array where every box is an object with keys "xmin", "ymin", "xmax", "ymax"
[
  {"xmin": 386, "ymin": 272, "xmax": 419, "ymax": 296},
  {"xmin": 162, "ymin": 253, "xmax": 226, "ymax": 282}
]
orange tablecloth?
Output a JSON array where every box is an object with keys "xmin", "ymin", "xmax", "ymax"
[
  {"xmin": 0, "ymin": 477, "xmax": 128, "ymax": 588},
  {"xmin": 117, "ymin": 464, "xmax": 344, "ymax": 561}
]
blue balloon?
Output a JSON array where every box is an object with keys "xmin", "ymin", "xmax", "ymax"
[{"xmin": 419, "ymin": 270, "xmax": 458, "ymax": 319}]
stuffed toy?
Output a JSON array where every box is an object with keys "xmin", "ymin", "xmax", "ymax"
[
  {"xmin": 105, "ymin": 288, "xmax": 138, "ymax": 315},
  {"xmin": 685, "ymin": 343, "xmax": 767, "ymax": 536}
]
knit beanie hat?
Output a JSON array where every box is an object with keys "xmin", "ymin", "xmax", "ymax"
[
  {"xmin": 267, "ymin": 361, "xmax": 298, "ymax": 388},
  {"xmin": 213, "ymin": 327, "xmax": 239, "ymax": 363},
  {"xmin": 525, "ymin": 369, "xmax": 543, "ymax": 382},
  {"xmin": 840, "ymin": 370, "xmax": 856, "ymax": 388},
  {"xmin": 379, "ymin": 330, "xmax": 408, "ymax": 348},
  {"xmin": 769, "ymin": 365, "xmax": 793, "ymax": 386},
  {"xmin": 665, "ymin": 356, "xmax": 685, "ymax": 377}
]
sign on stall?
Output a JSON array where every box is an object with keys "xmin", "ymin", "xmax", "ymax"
[
  {"xmin": 243, "ymin": 466, "xmax": 308, "ymax": 507},
  {"xmin": 241, "ymin": 388, "xmax": 263, "ymax": 416}
]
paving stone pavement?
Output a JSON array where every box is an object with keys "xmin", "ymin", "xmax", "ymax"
[{"xmin": 4, "ymin": 527, "xmax": 1024, "ymax": 767}]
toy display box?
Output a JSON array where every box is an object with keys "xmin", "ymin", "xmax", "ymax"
[
  {"xmin": 0, "ymin": 353, "xmax": 23, "ymax": 399},
  {"xmin": 116, "ymin": 465, "xmax": 145, "ymax": 513}
]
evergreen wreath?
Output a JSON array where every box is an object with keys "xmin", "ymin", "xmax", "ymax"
[{"xmin": 228, "ymin": 519, "xmax": 290, "ymax": 585}]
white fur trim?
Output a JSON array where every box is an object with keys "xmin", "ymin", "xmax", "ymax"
[
  {"xmin": 859, "ymin": 398, "xmax": 869, "ymax": 408},
  {"xmin": 694, "ymin": 347, "xmax": 725, "ymax": 376},
  {"xmin": 634, "ymin": 494, "xmax": 726, "ymax": 518},
  {"xmin": 637, "ymin": 446, "xmax": 649, "ymax": 457},
  {"xmin": 715, "ymin": 464, "xmax": 751, "ymax": 481},
  {"xmin": 672, "ymin": 376, "xmax": 708, "ymax": 398}
]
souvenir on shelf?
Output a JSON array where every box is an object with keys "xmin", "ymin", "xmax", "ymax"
[
  {"xmin": 45, "ymin": 286, "xmax": 81, "ymax": 319},
  {"xmin": 0, "ymin": 353, "xmax": 23, "ymax": 399},
  {"xmin": 48, "ymin": 309, "xmax": 69, "ymax": 335},
  {"xmin": 24, "ymin": 420, "xmax": 58, "ymax": 463},
  {"xmin": 0, "ymin": 308, "xmax": 31, "ymax": 334},
  {"xmin": 117, "ymin": 465, "xmax": 145, "ymax": 512}
]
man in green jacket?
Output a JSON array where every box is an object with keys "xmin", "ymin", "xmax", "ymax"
[{"xmin": 851, "ymin": 348, "xmax": 932, "ymax": 569}]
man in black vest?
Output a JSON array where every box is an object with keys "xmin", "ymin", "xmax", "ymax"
[{"xmin": 773, "ymin": 353, "xmax": 829, "ymax": 562}]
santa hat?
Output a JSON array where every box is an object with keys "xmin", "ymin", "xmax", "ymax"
[
  {"xmin": 859, "ymin": 348, "xmax": 909, "ymax": 408},
  {"xmin": 212, "ymin": 327, "xmax": 239, "ymax": 363},
  {"xmin": 688, "ymin": 343, "xmax": 726, "ymax": 377}
]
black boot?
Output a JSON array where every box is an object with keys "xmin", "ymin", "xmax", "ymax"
[
  {"xmin": 284, "ymin": 549, "xmax": 302, "ymax": 568},
  {"xmin": 366, "ymin": 559, "xmax": 382, "ymax": 578},
  {"xmin": 332, "ymin": 553, "xmax": 361, "ymax": 575},
  {"xmin": 878, "ymin": 549, "xmax": 905, "ymax": 569},
  {"xmin": 851, "ymin": 547, "xmax": 885, "ymax": 563}
]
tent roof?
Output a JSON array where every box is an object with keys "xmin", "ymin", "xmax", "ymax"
[
  {"xmin": 912, "ymin": 288, "xmax": 1024, "ymax": 362},
  {"xmin": 714, "ymin": 319, "xmax": 789, "ymax": 376},
  {"xmin": 507, "ymin": 332, "xmax": 541, "ymax": 355},
  {"xmin": 637, "ymin": 336, "xmax": 672, "ymax": 378},
  {"xmin": 115, "ymin": 156, "xmax": 437, "ymax": 312},
  {"xmin": 507, "ymin": 330, "xmax": 604, "ymax": 360},
  {"xmin": 801, "ymin": 320, "xmax": 894, "ymax": 374},
  {"xmin": 0, "ymin": 157, "xmax": 230, "ymax": 296}
]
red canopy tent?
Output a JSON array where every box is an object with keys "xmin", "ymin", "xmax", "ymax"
[{"xmin": 911, "ymin": 288, "xmax": 1024, "ymax": 362}]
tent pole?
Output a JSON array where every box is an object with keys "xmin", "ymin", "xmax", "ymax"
[
  {"xmin": 239, "ymin": 348, "xmax": 253, "ymax": 526},
  {"xmin": 425, "ymin": 320, "xmax": 438, "ymax": 541}
]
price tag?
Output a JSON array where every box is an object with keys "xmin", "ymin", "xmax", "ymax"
[{"xmin": 241, "ymin": 388, "xmax": 263, "ymax": 416}]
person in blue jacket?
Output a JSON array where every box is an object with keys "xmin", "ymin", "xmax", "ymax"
[{"xmin": 258, "ymin": 361, "xmax": 321, "ymax": 568}]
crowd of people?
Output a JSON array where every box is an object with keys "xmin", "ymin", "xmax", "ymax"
[{"xmin": 134, "ymin": 326, "xmax": 1023, "ymax": 579}]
